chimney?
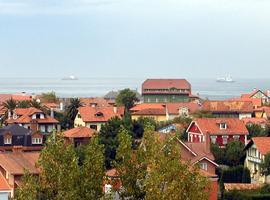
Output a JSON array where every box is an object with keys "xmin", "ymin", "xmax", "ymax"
[
  {"xmin": 204, "ymin": 131, "xmax": 211, "ymax": 153},
  {"xmin": 60, "ymin": 102, "xmax": 64, "ymax": 111},
  {"xmin": 113, "ymin": 106, "xmax": 117, "ymax": 114},
  {"xmin": 12, "ymin": 146, "xmax": 23, "ymax": 153},
  {"xmin": 50, "ymin": 108, "xmax": 54, "ymax": 118},
  {"xmin": 30, "ymin": 120, "xmax": 38, "ymax": 132},
  {"xmin": 8, "ymin": 110, "xmax": 12, "ymax": 120}
]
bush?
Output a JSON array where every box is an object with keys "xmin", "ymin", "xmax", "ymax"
[{"xmin": 220, "ymin": 165, "xmax": 251, "ymax": 184}]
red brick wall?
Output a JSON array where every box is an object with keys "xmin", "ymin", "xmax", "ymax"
[{"xmin": 209, "ymin": 178, "xmax": 218, "ymax": 200}]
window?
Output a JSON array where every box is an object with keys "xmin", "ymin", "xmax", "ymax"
[
  {"xmin": 200, "ymin": 162, "xmax": 208, "ymax": 170},
  {"xmin": 222, "ymin": 136, "xmax": 228, "ymax": 145},
  {"xmin": 95, "ymin": 112, "xmax": 104, "ymax": 117},
  {"xmin": 210, "ymin": 136, "xmax": 217, "ymax": 144},
  {"xmin": 77, "ymin": 114, "xmax": 81, "ymax": 119},
  {"xmin": 36, "ymin": 114, "xmax": 40, "ymax": 119},
  {"xmin": 32, "ymin": 138, "xmax": 43, "ymax": 144},
  {"xmin": 90, "ymin": 125, "xmax": 97, "ymax": 130},
  {"xmin": 220, "ymin": 123, "xmax": 227, "ymax": 130},
  {"xmin": 4, "ymin": 137, "xmax": 12, "ymax": 145},
  {"xmin": 156, "ymin": 98, "xmax": 159, "ymax": 103},
  {"xmin": 233, "ymin": 135, "xmax": 240, "ymax": 141}
]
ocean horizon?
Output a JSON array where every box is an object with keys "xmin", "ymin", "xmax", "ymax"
[{"xmin": 0, "ymin": 77, "xmax": 269, "ymax": 100}]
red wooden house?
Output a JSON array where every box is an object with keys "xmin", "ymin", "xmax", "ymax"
[{"xmin": 186, "ymin": 118, "xmax": 249, "ymax": 147}]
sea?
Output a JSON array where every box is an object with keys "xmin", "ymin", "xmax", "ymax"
[{"xmin": 0, "ymin": 77, "xmax": 269, "ymax": 100}]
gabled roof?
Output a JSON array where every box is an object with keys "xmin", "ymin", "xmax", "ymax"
[
  {"xmin": 6, "ymin": 107, "xmax": 59, "ymax": 124},
  {"xmin": 64, "ymin": 127, "xmax": 95, "ymax": 138},
  {"xmin": 0, "ymin": 173, "xmax": 11, "ymax": 191},
  {"xmin": 0, "ymin": 152, "xmax": 40, "ymax": 175},
  {"xmin": 188, "ymin": 118, "xmax": 249, "ymax": 135},
  {"xmin": 0, "ymin": 124, "xmax": 32, "ymax": 136},
  {"xmin": 80, "ymin": 97, "xmax": 111, "ymax": 107},
  {"xmin": 130, "ymin": 103, "xmax": 165, "ymax": 112},
  {"xmin": 202, "ymin": 100, "xmax": 253, "ymax": 113},
  {"xmin": 241, "ymin": 89, "xmax": 269, "ymax": 99},
  {"xmin": 248, "ymin": 137, "xmax": 270, "ymax": 155},
  {"xmin": 132, "ymin": 108, "xmax": 166, "ymax": 116},
  {"xmin": 142, "ymin": 79, "xmax": 191, "ymax": 92},
  {"xmin": 78, "ymin": 106, "xmax": 122, "ymax": 122},
  {"xmin": 166, "ymin": 102, "xmax": 201, "ymax": 115}
]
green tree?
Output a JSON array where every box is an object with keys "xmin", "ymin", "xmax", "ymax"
[
  {"xmin": 116, "ymin": 126, "xmax": 209, "ymax": 200},
  {"xmin": 65, "ymin": 98, "xmax": 82, "ymax": 128},
  {"xmin": 246, "ymin": 124, "xmax": 268, "ymax": 139},
  {"xmin": 225, "ymin": 141, "xmax": 246, "ymax": 166},
  {"xmin": 15, "ymin": 134, "xmax": 106, "ymax": 200},
  {"xmin": 192, "ymin": 110, "xmax": 214, "ymax": 118},
  {"xmin": 99, "ymin": 117, "xmax": 124, "ymax": 168},
  {"xmin": 30, "ymin": 100, "xmax": 42, "ymax": 109},
  {"xmin": 116, "ymin": 89, "xmax": 139, "ymax": 111},
  {"xmin": 41, "ymin": 91, "xmax": 58, "ymax": 103},
  {"xmin": 80, "ymin": 136, "xmax": 105, "ymax": 199},
  {"xmin": 211, "ymin": 144, "xmax": 226, "ymax": 164},
  {"xmin": 260, "ymin": 152, "xmax": 270, "ymax": 176},
  {"xmin": 1, "ymin": 98, "xmax": 17, "ymax": 123},
  {"xmin": 17, "ymin": 100, "xmax": 31, "ymax": 108},
  {"xmin": 14, "ymin": 171, "xmax": 39, "ymax": 200}
]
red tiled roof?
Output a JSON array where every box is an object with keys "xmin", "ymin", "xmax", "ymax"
[
  {"xmin": 191, "ymin": 118, "xmax": 249, "ymax": 135},
  {"xmin": 230, "ymin": 97, "xmax": 262, "ymax": 108},
  {"xmin": 0, "ymin": 94, "xmax": 33, "ymax": 104},
  {"xmin": 142, "ymin": 79, "xmax": 191, "ymax": 90},
  {"xmin": 133, "ymin": 108, "xmax": 166, "ymax": 116},
  {"xmin": 78, "ymin": 106, "xmax": 122, "ymax": 122},
  {"xmin": 80, "ymin": 97, "xmax": 111, "ymax": 107},
  {"xmin": 130, "ymin": 103, "xmax": 165, "ymax": 112},
  {"xmin": 241, "ymin": 89, "xmax": 269, "ymax": 99},
  {"xmin": 202, "ymin": 100, "xmax": 253, "ymax": 113},
  {"xmin": 0, "ymin": 173, "xmax": 11, "ymax": 191},
  {"xmin": 166, "ymin": 102, "xmax": 201, "ymax": 115},
  {"xmin": 251, "ymin": 137, "xmax": 270, "ymax": 155},
  {"xmin": 184, "ymin": 142, "xmax": 215, "ymax": 162},
  {"xmin": 0, "ymin": 152, "xmax": 40, "ymax": 175},
  {"xmin": 64, "ymin": 127, "xmax": 95, "ymax": 138},
  {"xmin": 43, "ymin": 103, "xmax": 59, "ymax": 109},
  {"xmin": 6, "ymin": 107, "xmax": 59, "ymax": 124}
]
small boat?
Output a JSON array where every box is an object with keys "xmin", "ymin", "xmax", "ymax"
[
  {"xmin": 216, "ymin": 76, "xmax": 234, "ymax": 83},
  {"xmin": 62, "ymin": 75, "xmax": 78, "ymax": 80}
]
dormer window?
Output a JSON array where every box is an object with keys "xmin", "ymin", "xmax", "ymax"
[
  {"xmin": 95, "ymin": 112, "xmax": 104, "ymax": 117},
  {"xmin": 4, "ymin": 133, "xmax": 12, "ymax": 145},
  {"xmin": 32, "ymin": 137, "xmax": 43, "ymax": 144},
  {"xmin": 220, "ymin": 123, "xmax": 227, "ymax": 130}
]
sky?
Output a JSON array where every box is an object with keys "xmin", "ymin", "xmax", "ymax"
[{"xmin": 0, "ymin": 0, "xmax": 270, "ymax": 78}]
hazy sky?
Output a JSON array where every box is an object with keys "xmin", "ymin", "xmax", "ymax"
[{"xmin": 0, "ymin": 0, "xmax": 270, "ymax": 78}]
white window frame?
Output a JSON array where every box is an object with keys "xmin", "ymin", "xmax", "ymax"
[
  {"xmin": 4, "ymin": 137, "xmax": 12, "ymax": 145},
  {"xmin": 220, "ymin": 123, "xmax": 227, "ymax": 130},
  {"xmin": 32, "ymin": 137, "xmax": 43, "ymax": 144},
  {"xmin": 200, "ymin": 162, "xmax": 208, "ymax": 170},
  {"xmin": 222, "ymin": 136, "xmax": 228, "ymax": 145},
  {"xmin": 233, "ymin": 135, "xmax": 240, "ymax": 141},
  {"xmin": 210, "ymin": 136, "xmax": 217, "ymax": 144}
]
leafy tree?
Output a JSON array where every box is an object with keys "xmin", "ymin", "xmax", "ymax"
[
  {"xmin": 225, "ymin": 141, "xmax": 246, "ymax": 166},
  {"xmin": 116, "ymin": 88, "xmax": 139, "ymax": 111},
  {"xmin": 211, "ymin": 144, "xmax": 226, "ymax": 164},
  {"xmin": 17, "ymin": 100, "xmax": 31, "ymax": 108},
  {"xmin": 116, "ymin": 126, "xmax": 209, "ymax": 200},
  {"xmin": 15, "ymin": 134, "xmax": 106, "ymax": 200},
  {"xmin": 260, "ymin": 152, "xmax": 270, "ymax": 176},
  {"xmin": 192, "ymin": 110, "xmax": 214, "ymax": 118},
  {"xmin": 14, "ymin": 171, "xmax": 39, "ymax": 200},
  {"xmin": 41, "ymin": 91, "xmax": 58, "ymax": 103},
  {"xmin": 99, "ymin": 117, "xmax": 124, "ymax": 168},
  {"xmin": 246, "ymin": 124, "xmax": 268, "ymax": 139}
]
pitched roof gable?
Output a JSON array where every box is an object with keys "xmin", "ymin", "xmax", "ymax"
[{"xmin": 188, "ymin": 118, "xmax": 249, "ymax": 135}]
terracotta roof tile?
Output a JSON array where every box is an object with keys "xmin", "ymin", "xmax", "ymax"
[
  {"xmin": 0, "ymin": 152, "xmax": 40, "ymax": 175},
  {"xmin": 191, "ymin": 118, "xmax": 249, "ymax": 135},
  {"xmin": 78, "ymin": 106, "xmax": 122, "ymax": 122},
  {"xmin": 202, "ymin": 100, "xmax": 253, "ymax": 113},
  {"xmin": 166, "ymin": 102, "xmax": 201, "ymax": 114},
  {"xmin": 251, "ymin": 137, "xmax": 270, "ymax": 155},
  {"xmin": 0, "ymin": 173, "xmax": 11, "ymax": 191},
  {"xmin": 64, "ymin": 127, "xmax": 95, "ymax": 138},
  {"xmin": 133, "ymin": 108, "xmax": 166, "ymax": 115},
  {"xmin": 241, "ymin": 118, "xmax": 268, "ymax": 126}
]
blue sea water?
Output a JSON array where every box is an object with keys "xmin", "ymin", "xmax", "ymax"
[{"xmin": 0, "ymin": 77, "xmax": 269, "ymax": 100}]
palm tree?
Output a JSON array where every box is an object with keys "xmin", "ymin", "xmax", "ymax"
[
  {"xmin": 65, "ymin": 98, "xmax": 82, "ymax": 128},
  {"xmin": 30, "ymin": 100, "xmax": 42, "ymax": 109},
  {"xmin": 1, "ymin": 98, "xmax": 17, "ymax": 123}
]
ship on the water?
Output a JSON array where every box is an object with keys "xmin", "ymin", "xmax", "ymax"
[
  {"xmin": 62, "ymin": 75, "xmax": 78, "ymax": 80},
  {"xmin": 216, "ymin": 76, "xmax": 234, "ymax": 83}
]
